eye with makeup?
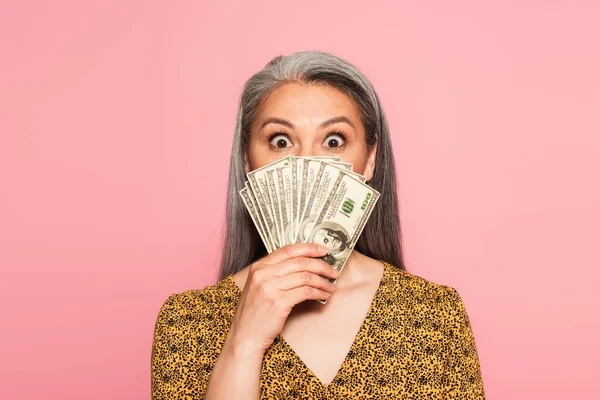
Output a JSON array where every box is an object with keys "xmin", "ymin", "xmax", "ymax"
[
  {"xmin": 267, "ymin": 130, "xmax": 348, "ymax": 152},
  {"xmin": 267, "ymin": 132, "xmax": 293, "ymax": 151},
  {"xmin": 322, "ymin": 130, "xmax": 347, "ymax": 150}
]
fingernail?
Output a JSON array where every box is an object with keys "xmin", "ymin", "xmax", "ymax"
[
  {"xmin": 332, "ymin": 266, "xmax": 340, "ymax": 276},
  {"xmin": 318, "ymin": 245, "xmax": 328, "ymax": 252}
]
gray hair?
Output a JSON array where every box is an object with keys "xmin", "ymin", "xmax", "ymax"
[{"xmin": 219, "ymin": 50, "xmax": 406, "ymax": 279}]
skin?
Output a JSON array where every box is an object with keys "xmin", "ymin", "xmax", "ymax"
[
  {"xmin": 243, "ymin": 82, "xmax": 376, "ymax": 178},
  {"xmin": 205, "ymin": 83, "xmax": 385, "ymax": 399}
]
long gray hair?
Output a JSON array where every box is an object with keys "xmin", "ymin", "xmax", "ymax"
[{"xmin": 219, "ymin": 50, "xmax": 406, "ymax": 279}]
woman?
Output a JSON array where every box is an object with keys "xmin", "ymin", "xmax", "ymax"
[{"xmin": 151, "ymin": 51, "xmax": 485, "ymax": 399}]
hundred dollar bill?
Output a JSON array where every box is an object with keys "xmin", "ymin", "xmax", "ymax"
[
  {"xmin": 266, "ymin": 164, "xmax": 293, "ymax": 246},
  {"xmin": 247, "ymin": 182, "xmax": 276, "ymax": 251},
  {"xmin": 296, "ymin": 158, "xmax": 324, "ymax": 241},
  {"xmin": 291, "ymin": 157, "xmax": 300, "ymax": 240},
  {"xmin": 305, "ymin": 171, "xmax": 380, "ymax": 304},
  {"xmin": 301, "ymin": 156, "xmax": 342, "ymax": 161},
  {"xmin": 292, "ymin": 156, "xmax": 341, "ymax": 241},
  {"xmin": 295, "ymin": 158, "xmax": 351, "ymax": 241},
  {"xmin": 330, "ymin": 161, "xmax": 353, "ymax": 171},
  {"xmin": 296, "ymin": 162, "xmax": 366, "ymax": 243},
  {"xmin": 240, "ymin": 185, "xmax": 273, "ymax": 253},
  {"xmin": 275, "ymin": 165, "xmax": 294, "ymax": 245},
  {"xmin": 247, "ymin": 156, "xmax": 293, "ymax": 248},
  {"xmin": 265, "ymin": 169, "xmax": 283, "ymax": 244}
]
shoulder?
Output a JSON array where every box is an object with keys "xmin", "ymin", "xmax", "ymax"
[
  {"xmin": 151, "ymin": 277, "xmax": 240, "ymax": 397},
  {"xmin": 378, "ymin": 264, "xmax": 484, "ymax": 396},
  {"xmin": 382, "ymin": 262, "xmax": 467, "ymax": 321},
  {"xmin": 153, "ymin": 276, "xmax": 239, "ymax": 334}
]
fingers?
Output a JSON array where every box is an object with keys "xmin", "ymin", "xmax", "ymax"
[
  {"xmin": 245, "ymin": 243, "xmax": 339, "ymax": 308},
  {"xmin": 274, "ymin": 256, "xmax": 340, "ymax": 280},
  {"xmin": 285, "ymin": 285, "xmax": 333, "ymax": 305},
  {"xmin": 276, "ymin": 271, "xmax": 336, "ymax": 293},
  {"xmin": 262, "ymin": 243, "xmax": 329, "ymax": 265}
]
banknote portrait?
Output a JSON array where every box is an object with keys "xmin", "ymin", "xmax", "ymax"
[{"xmin": 308, "ymin": 221, "xmax": 352, "ymax": 269}]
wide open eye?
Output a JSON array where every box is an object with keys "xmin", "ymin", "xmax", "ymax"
[
  {"xmin": 269, "ymin": 133, "xmax": 293, "ymax": 150},
  {"xmin": 322, "ymin": 132, "xmax": 347, "ymax": 149}
]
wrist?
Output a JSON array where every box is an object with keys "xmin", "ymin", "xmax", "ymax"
[{"xmin": 224, "ymin": 326, "xmax": 266, "ymax": 361}]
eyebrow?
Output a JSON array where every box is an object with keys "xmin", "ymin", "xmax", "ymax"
[{"xmin": 259, "ymin": 116, "xmax": 355, "ymax": 130}]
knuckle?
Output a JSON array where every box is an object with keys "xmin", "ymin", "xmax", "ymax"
[
  {"xmin": 249, "ymin": 262, "xmax": 265, "ymax": 276},
  {"xmin": 292, "ymin": 257, "xmax": 300, "ymax": 272},
  {"xmin": 282, "ymin": 245, "xmax": 295, "ymax": 257},
  {"xmin": 259, "ymin": 282, "xmax": 275, "ymax": 299},
  {"xmin": 300, "ymin": 271, "xmax": 311, "ymax": 284},
  {"xmin": 302, "ymin": 286, "xmax": 314, "ymax": 297},
  {"xmin": 250, "ymin": 268, "xmax": 265, "ymax": 283},
  {"xmin": 296, "ymin": 256, "xmax": 306, "ymax": 269}
]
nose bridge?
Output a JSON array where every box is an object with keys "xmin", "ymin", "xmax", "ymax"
[
  {"xmin": 295, "ymin": 128, "xmax": 317, "ymax": 157},
  {"xmin": 297, "ymin": 144, "xmax": 312, "ymax": 157}
]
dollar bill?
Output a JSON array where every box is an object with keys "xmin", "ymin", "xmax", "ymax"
[
  {"xmin": 247, "ymin": 182, "xmax": 276, "ymax": 252},
  {"xmin": 302, "ymin": 156, "xmax": 342, "ymax": 161},
  {"xmin": 243, "ymin": 155, "xmax": 376, "ymax": 277},
  {"xmin": 294, "ymin": 159, "xmax": 351, "ymax": 240},
  {"xmin": 274, "ymin": 165, "xmax": 294, "ymax": 245},
  {"xmin": 304, "ymin": 170, "xmax": 380, "ymax": 304},
  {"xmin": 297, "ymin": 158, "xmax": 323, "ymax": 238},
  {"xmin": 292, "ymin": 157, "xmax": 341, "ymax": 240},
  {"xmin": 296, "ymin": 161, "xmax": 366, "ymax": 243},
  {"xmin": 247, "ymin": 156, "xmax": 293, "ymax": 248},
  {"xmin": 291, "ymin": 157, "xmax": 300, "ymax": 240},
  {"xmin": 240, "ymin": 185, "xmax": 273, "ymax": 253},
  {"xmin": 265, "ymin": 169, "xmax": 283, "ymax": 244},
  {"xmin": 330, "ymin": 161, "xmax": 353, "ymax": 171}
]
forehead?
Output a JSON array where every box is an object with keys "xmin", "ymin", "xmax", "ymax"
[{"xmin": 253, "ymin": 82, "xmax": 361, "ymax": 127}]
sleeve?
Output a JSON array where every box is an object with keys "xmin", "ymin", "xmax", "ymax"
[
  {"xmin": 151, "ymin": 293, "xmax": 215, "ymax": 400},
  {"xmin": 440, "ymin": 286, "xmax": 486, "ymax": 399}
]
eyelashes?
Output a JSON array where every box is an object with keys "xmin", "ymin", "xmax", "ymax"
[
  {"xmin": 322, "ymin": 130, "xmax": 348, "ymax": 148},
  {"xmin": 267, "ymin": 131, "xmax": 293, "ymax": 149},
  {"xmin": 267, "ymin": 130, "xmax": 348, "ymax": 151}
]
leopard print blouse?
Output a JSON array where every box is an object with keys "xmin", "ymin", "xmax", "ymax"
[{"xmin": 151, "ymin": 261, "xmax": 485, "ymax": 399}]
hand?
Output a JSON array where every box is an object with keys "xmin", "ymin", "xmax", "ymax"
[{"xmin": 227, "ymin": 243, "xmax": 339, "ymax": 354}]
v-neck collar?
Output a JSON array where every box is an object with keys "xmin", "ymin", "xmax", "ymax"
[{"xmin": 224, "ymin": 260, "xmax": 390, "ymax": 390}]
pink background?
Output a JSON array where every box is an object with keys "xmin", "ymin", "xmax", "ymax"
[{"xmin": 1, "ymin": 1, "xmax": 599, "ymax": 398}]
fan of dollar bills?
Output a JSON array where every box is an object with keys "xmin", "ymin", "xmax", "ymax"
[{"xmin": 240, "ymin": 155, "xmax": 380, "ymax": 294}]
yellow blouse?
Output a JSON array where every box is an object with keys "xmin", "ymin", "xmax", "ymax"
[{"xmin": 151, "ymin": 261, "xmax": 485, "ymax": 399}]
